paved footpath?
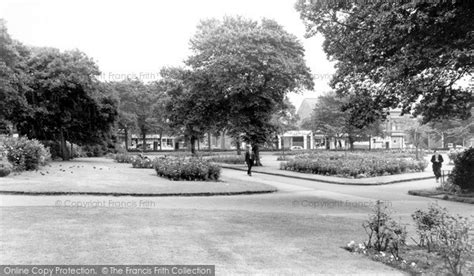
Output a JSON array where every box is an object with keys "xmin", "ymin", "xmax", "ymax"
[{"xmin": 220, "ymin": 153, "xmax": 453, "ymax": 185}]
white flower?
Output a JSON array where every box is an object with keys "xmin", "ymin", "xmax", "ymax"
[
  {"xmin": 411, "ymin": 262, "xmax": 416, "ymax": 267},
  {"xmin": 380, "ymin": 252, "xmax": 386, "ymax": 257}
]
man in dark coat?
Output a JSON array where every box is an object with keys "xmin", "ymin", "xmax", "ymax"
[
  {"xmin": 245, "ymin": 145, "xmax": 254, "ymax": 176},
  {"xmin": 431, "ymin": 150, "xmax": 444, "ymax": 182}
]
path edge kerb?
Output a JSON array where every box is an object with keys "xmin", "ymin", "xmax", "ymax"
[
  {"xmin": 0, "ymin": 189, "xmax": 276, "ymax": 197},
  {"xmin": 220, "ymin": 165, "xmax": 434, "ymax": 186}
]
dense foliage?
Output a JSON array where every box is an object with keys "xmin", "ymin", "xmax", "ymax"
[
  {"xmin": 154, "ymin": 157, "xmax": 221, "ymax": 181},
  {"xmin": 181, "ymin": 16, "xmax": 314, "ymax": 161},
  {"xmin": 2, "ymin": 137, "xmax": 51, "ymax": 171},
  {"xmin": 1, "ymin": 21, "xmax": 118, "ymax": 160},
  {"xmin": 280, "ymin": 151, "xmax": 427, "ymax": 178},
  {"xmin": 296, "ymin": 0, "xmax": 473, "ymax": 127},
  {"xmin": 448, "ymin": 148, "xmax": 474, "ymax": 192}
]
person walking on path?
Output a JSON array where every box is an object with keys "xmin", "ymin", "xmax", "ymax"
[
  {"xmin": 245, "ymin": 145, "xmax": 255, "ymax": 176},
  {"xmin": 431, "ymin": 150, "xmax": 444, "ymax": 183}
]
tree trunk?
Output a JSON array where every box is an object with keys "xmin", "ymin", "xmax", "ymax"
[
  {"xmin": 59, "ymin": 129, "xmax": 70, "ymax": 161},
  {"xmin": 190, "ymin": 135, "xmax": 196, "ymax": 155},
  {"xmin": 220, "ymin": 130, "xmax": 226, "ymax": 149},
  {"xmin": 325, "ymin": 137, "xmax": 330, "ymax": 150},
  {"xmin": 415, "ymin": 132, "xmax": 419, "ymax": 160},
  {"xmin": 142, "ymin": 130, "xmax": 146, "ymax": 152},
  {"xmin": 70, "ymin": 142, "xmax": 73, "ymax": 159},
  {"xmin": 441, "ymin": 132, "xmax": 445, "ymax": 148},
  {"xmin": 281, "ymin": 137, "xmax": 285, "ymax": 158},
  {"xmin": 124, "ymin": 128, "xmax": 129, "ymax": 151},
  {"xmin": 236, "ymin": 136, "xmax": 241, "ymax": 155},
  {"xmin": 348, "ymin": 135, "xmax": 354, "ymax": 151},
  {"xmin": 208, "ymin": 131, "xmax": 212, "ymax": 152},
  {"xmin": 368, "ymin": 135, "xmax": 372, "ymax": 151},
  {"xmin": 159, "ymin": 130, "xmax": 162, "ymax": 151},
  {"xmin": 427, "ymin": 133, "xmax": 430, "ymax": 149},
  {"xmin": 253, "ymin": 144, "xmax": 262, "ymax": 166}
]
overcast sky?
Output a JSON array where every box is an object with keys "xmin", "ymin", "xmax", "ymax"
[{"xmin": 0, "ymin": 0, "xmax": 335, "ymax": 109}]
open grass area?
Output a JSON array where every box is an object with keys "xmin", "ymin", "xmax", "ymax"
[
  {"xmin": 0, "ymin": 158, "xmax": 275, "ymax": 195},
  {"xmin": 0, "ymin": 206, "xmax": 402, "ymax": 275}
]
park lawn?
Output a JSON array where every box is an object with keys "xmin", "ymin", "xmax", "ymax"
[
  {"xmin": 0, "ymin": 206, "xmax": 402, "ymax": 275},
  {"xmin": 0, "ymin": 158, "xmax": 275, "ymax": 195}
]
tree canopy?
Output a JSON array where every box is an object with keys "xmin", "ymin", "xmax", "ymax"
[
  {"xmin": 185, "ymin": 16, "xmax": 314, "ymax": 159},
  {"xmin": 296, "ymin": 0, "xmax": 473, "ymax": 126},
  {"xmin": 307, "ymin": 91, "xmax": 383, "ymax": 149},
  {"xmin": 1, "ymin": 21, "xmax": 118, "ymax": 159}
]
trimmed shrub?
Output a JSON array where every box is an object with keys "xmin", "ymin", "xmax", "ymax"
[
  {"xmin": 2, "ymin": 137, "xmax": 51, "ymax": 171},
  {"xmin": 207, "ymin": 155, "xmax": 245, "ymax": 164},
  {"xmin": 154, "ymin": 157, "xmax": 221, "ymax": 181},
  {"xmin": 0, "ymin": 161, "xmax": 12, "ymax": 177},
  {"xmin": 448, "ymin": 148, "xmax": 474, "ymax": 192},
  {"xmin": 132, "ymin": 157, "xmax": 153, "ymax": 168}
]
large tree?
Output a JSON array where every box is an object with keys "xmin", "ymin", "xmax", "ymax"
[
  {"xmin": 10, "ymin": 47, "xmax": 117, "ymax": 160},
  {"xmin": 308, "ymin": 91, "xmax": 382, "ymax": 149},
  {"xmin": 296, "ymin": 0, "xmax": 473, "ymax": 127},
  {"xmin": 0, "ymin": 19, "xmax": 30, "ymax": 133},
  {"xmin": 159, "ymin": 67, "xmax": 227, "ymax": 155},
  {"xmin": 186, "ymin": 16, "xmax": 314, "ymax": 164},
  {"xmin": 111, "ymin": 79, "xmax": 165, "ymax": 151}
]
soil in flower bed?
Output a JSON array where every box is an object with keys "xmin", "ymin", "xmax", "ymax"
[
  {"xmin": 408, "ymin": 189, "xmax": 474, "ymax": 204},
  {"xmin": 345, "ymin": 245, "xmax": 474, "ymax": 275}
]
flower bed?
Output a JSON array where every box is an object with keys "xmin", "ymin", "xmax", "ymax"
[
  {"xmin": 345, "ymin": 201, "xmax": 473, "ymax": 275},
  {"xmin": 280, "ymin": 151, "xmax": 427, "ymax": 178},
  {"xmin": 207, "ymin": 155, "xmax": 245, "ymax": 164},
  {"xmin": 154, "ymin": 157, "xmax": 221, "ymax": 181}
]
